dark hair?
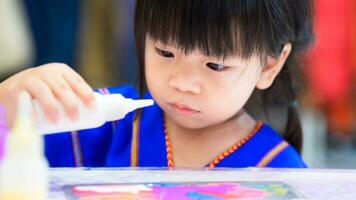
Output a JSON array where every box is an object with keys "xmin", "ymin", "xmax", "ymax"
[{"xmin": 134, "ymin": 0, "xmax": 314, "ymax": 153}]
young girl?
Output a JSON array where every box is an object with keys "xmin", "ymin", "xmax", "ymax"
[{"xmin": 0, "ymin": 0, "xmax": 314, "ymax": 168}]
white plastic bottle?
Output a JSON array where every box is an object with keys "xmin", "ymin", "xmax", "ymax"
[
  {"xmin": 0, "ymin": 91, "xmax": 49, "ymax": 200},
  {"xmin": 35, "ymin": 92, "xmax": 154, "ymax": 134}
]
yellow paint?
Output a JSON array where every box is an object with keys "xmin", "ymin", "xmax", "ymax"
[{"xmin": 0, "ymin": 192, "xmax": 45, "ymax": 200}]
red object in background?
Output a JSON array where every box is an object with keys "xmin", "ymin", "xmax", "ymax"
[
  {"xmin": 307, "ymin": 0, "xmax": 352, "ymax": 103},
  {"xmin": 306, "ymin": 0, "xmax": 356, "ymax": 133},
  {"xmin": 352, "ymin": 0, "xmax": 356, "ymax": 76}
]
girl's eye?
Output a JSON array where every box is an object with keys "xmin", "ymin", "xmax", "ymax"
[
  {"xmin": 155, "ymin": 47, "xmax": 174, "ymax": 58},
  {"xmin": 206, "ymin": 62, "xmax": 227, "ymax": 72}
]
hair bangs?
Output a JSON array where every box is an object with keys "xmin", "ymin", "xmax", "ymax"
[{"xmin": 137, "ymin": 0, "xmax": 276, "ymax": 60}]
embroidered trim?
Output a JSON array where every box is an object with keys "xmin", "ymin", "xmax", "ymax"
[
  {"xmin": 163, "ymin": 119, "xmax": 263, "ymax": 169},
  {"xmin": 130, "ymin": 115, "xmax": 140, "ymax": 167},
  {"xmin": 208, "ymin": 121, "xmax": 263, "ymax": 168},
  {"xmin": 163, "ymin": 125, "xmax": 174, "ymax": 169},
  {"xmin": 256, "ymin": 141, "xmax": 289, "ymax": 167},
  {"xmin": 70, "ymin": 87, "xmax": 113, "ymax": 167},
  {"xmin": 70, "ymin": 130, "xmax": 83, "ymax": 167}
]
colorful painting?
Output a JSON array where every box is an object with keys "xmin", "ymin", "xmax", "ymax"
[{"xmin": 64, "ymin": 181, "xmax": 303, "ymax": 200}]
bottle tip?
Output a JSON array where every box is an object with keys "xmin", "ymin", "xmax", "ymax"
[
  {"xmin": 130, "ymin": 99, "xmax": 154, "ymax": 110},
  {"xmin": 17, "ymin": 91, "xmax": 32, "ymax": 119}
]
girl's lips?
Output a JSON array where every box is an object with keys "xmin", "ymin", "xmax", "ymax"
[{"xmin": 169, "ymin": 103, "xmax": 199, "ymax": 115}]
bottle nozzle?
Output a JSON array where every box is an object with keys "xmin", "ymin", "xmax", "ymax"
[
  {"xmin": 127, "ymin": 99, "xmax": 154, "ymax": 111},
  {"xmin": 12, "ymin": 91, "xmax": 36, "ymax": 136},
  {"xmin": 101, "ymin": 94, "xmax": 154, "ymax": 122},
  {"xmin": 17, "ymin": 91, "xmax": 33, "ymax": 120}
]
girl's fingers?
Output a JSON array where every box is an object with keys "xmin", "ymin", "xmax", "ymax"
[
  {"xmin": 23, "ymin": 78, "xmax": 59, "ymax": 123},
  {"xmin": 0, "ymin": 87, "xmax": 19, "ymax": 128},
  {"xmin": 62, "ymin": 69, "xmax": 95, "ymax": 108},
  {"xmin": 42, "ymin": 74, "xmax": 80, "ymax": 121}
]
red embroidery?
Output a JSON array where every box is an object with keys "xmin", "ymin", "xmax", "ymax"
[{"xmin": 163, "ymin": 119, "xmax": 263, "ymax": 169}]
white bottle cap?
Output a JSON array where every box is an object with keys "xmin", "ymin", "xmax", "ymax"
[{"xmin": 6, "ymin": 91, "xmax": 42, "ymax": 156}]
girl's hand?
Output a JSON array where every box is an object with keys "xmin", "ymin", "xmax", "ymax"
[{"xmin": 0, "ymin": 63, "xmax": 95, "ymax": 128}]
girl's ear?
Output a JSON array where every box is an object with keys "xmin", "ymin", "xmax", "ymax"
[{"xmin": 256, "ymin": 43, "xmax": 292, "ymax": 90}]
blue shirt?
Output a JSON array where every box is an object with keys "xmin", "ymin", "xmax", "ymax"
[{"xmin": 44, "ymin": 85, "xmax": 306, "ymax": 168}]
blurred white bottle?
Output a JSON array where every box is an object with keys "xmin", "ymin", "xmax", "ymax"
[
  {"xmin": 0, "ymin": 91, "xmax": 49, "ymax": 200},
  {"xmin": 35, "ymin": 92, "xmax": 154, "ymax": 134}
]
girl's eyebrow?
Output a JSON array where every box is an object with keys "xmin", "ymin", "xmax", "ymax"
[
  {"xmin": 154, "ymin": 42, "xmax": 165, "ymax": 47},
  {"xmin": 153, "ymin": 41, "xmax": 175, "ymax": 49}
]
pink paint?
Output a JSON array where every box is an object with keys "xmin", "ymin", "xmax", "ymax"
[
  {"xmin": 70, "ymin": 183, "xmax": 269, "ymax": 200},
  {"xmin": 152, "ymin": 183, "xmax": 267, "ymax": 200},
  {"xmin": 0, "ymin": 106, "xmax": 8, "ymax": 161}
]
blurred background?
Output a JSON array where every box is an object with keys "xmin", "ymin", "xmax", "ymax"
[{"xmin": 0, "ymin": 0, "xmax": 355, "ymax": 168}]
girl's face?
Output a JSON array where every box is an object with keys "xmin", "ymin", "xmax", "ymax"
[{"xmin": 145, "ymin": 37, "xmax": 269, "ymax": 129}]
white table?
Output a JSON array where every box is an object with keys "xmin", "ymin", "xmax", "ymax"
[{"xmin": 49, "ymin": 168, "xmax": 356, "ymax": 199}]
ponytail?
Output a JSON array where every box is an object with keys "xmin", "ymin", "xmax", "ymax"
[{"xmin": 284, "ymin": 103, "xmax": 303, "ymax": 153}]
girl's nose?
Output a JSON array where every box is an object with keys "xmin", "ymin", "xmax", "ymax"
[{"xmin": 168, "ymin": 68, "xmax": 201, "ymax": 95}]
